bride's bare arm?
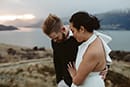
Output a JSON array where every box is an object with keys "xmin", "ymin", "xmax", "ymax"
[{"xmin": 68, "ymin": 50, "xmax": 99, "ymax": 86}]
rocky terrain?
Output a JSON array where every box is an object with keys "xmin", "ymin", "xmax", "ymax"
[{"xmin": 0, "ymin": 43, "xmax": 130, "ymax": 87}]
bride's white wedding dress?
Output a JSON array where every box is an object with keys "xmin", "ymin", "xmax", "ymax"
[{"xmin": 71, "ymin": 31, "xmax": 112, "ymax": 87}]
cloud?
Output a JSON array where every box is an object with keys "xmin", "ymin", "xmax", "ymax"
[{"xmin": 0, "ymin": 0, "xmax": 130, "ymax": 18}]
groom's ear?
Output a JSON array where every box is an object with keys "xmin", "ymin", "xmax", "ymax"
[{"xmin": 61, "ymin": 27, "xmax": 66, "ymax": 33}]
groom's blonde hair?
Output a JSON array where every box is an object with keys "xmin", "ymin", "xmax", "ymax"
[{"xmin": 42, "ymin": 14, "xmax": 63, "ymax": 35}]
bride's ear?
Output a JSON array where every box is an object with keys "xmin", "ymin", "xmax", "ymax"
[{"xmin": 79, "ymin": 26, "xmax": 85, "ymax": 32}]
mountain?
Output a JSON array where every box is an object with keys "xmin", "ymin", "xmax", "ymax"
[
  {"xmin": 96, "ymin": 9, "xmax": 130, "ymax": 30},
  {"xmin": 27, "ymin": 19, "xmax": 43, "ymax": 28},
  {"xmin": 3, "ymin": 19, "xmax": 38, "ymax": 28},
  {"xmin": 2, "ymin": 9, "xmax": 130, "ymax": 30},
  {"xmin": 28, "ymin": 17, "xmax": 70, "ymax": 28},
  {"xmin": 60, "ymin": 9, "xmax": 130, "ymax": 30},
  {"xmin": 0, "ymin": 24, "xmax": 18, "ymax": 31}
]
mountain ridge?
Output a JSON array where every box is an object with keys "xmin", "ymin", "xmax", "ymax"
[{"xmin": 1, "ymin": 9, "xmax": 130, "ymax": 30}]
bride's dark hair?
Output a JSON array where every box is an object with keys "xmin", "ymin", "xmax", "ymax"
[{"xmin": 69, "ymin": 11, "xmax": 100, "ymax": 32}]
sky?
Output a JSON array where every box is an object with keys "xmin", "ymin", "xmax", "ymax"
[{"xmin": 0, "ymin": 0, "xmax": 130, "ymax": 19}]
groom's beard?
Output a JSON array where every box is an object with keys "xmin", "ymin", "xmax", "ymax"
[{"xmin": 56, "ymin": 33, "xmax": 66, "ymax": 43}]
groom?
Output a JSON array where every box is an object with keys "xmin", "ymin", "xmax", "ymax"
[{"xmin": 42, "ymin": 14, "xmax": 111, "ymax": 87}]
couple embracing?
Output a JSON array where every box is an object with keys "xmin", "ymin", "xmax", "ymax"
[{"xmin": 42, "ymin": 11, "xmax": 112, "ymax": 87}]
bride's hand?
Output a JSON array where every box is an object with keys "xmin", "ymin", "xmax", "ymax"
[{"xmin": 67, "ymin": 62, "xmax": 76, "ymax": 78}]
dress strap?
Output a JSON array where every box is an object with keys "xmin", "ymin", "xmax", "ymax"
[{"xmin": 79, "ymin": 34, "xmax": 97, "ymax": 48}]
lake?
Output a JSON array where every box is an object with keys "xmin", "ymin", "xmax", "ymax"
[{"xmin": 0, "ymin": 27, "xmax": 130, "ymax": 51}]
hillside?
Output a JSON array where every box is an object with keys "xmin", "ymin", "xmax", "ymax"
[{"xmin": 0, "ymin": 44, "xmax": 130, "ymax": 87}]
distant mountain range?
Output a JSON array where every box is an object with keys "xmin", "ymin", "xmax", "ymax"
[
  {"xmin": 1, "ymin": 9, "xmax": 130, "ymax": 30},
  {"xmin": 61, "ymin": 9, "xmax": 130, "ymax": 30},
  {"xmin": 96, "ymin": 9, "xmax": 130, "ymax": 30}
]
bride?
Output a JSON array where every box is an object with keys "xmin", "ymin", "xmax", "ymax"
[{"xmin": 68, "ymin": 11, "xmax": 112, "ymax": 87}]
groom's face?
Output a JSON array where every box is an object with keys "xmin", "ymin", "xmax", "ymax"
[{"xmin": 49, "ymin": 31, "xmax": 66, "ymax": 43}]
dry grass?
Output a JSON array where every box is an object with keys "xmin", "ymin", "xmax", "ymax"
[
  {"xmin": 110, "ymin": 60, "xmax": 130, "ymax": 78},
  {"xmin": 0, "ymin": 44, "xmax": 130, "ymax": 87}
]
